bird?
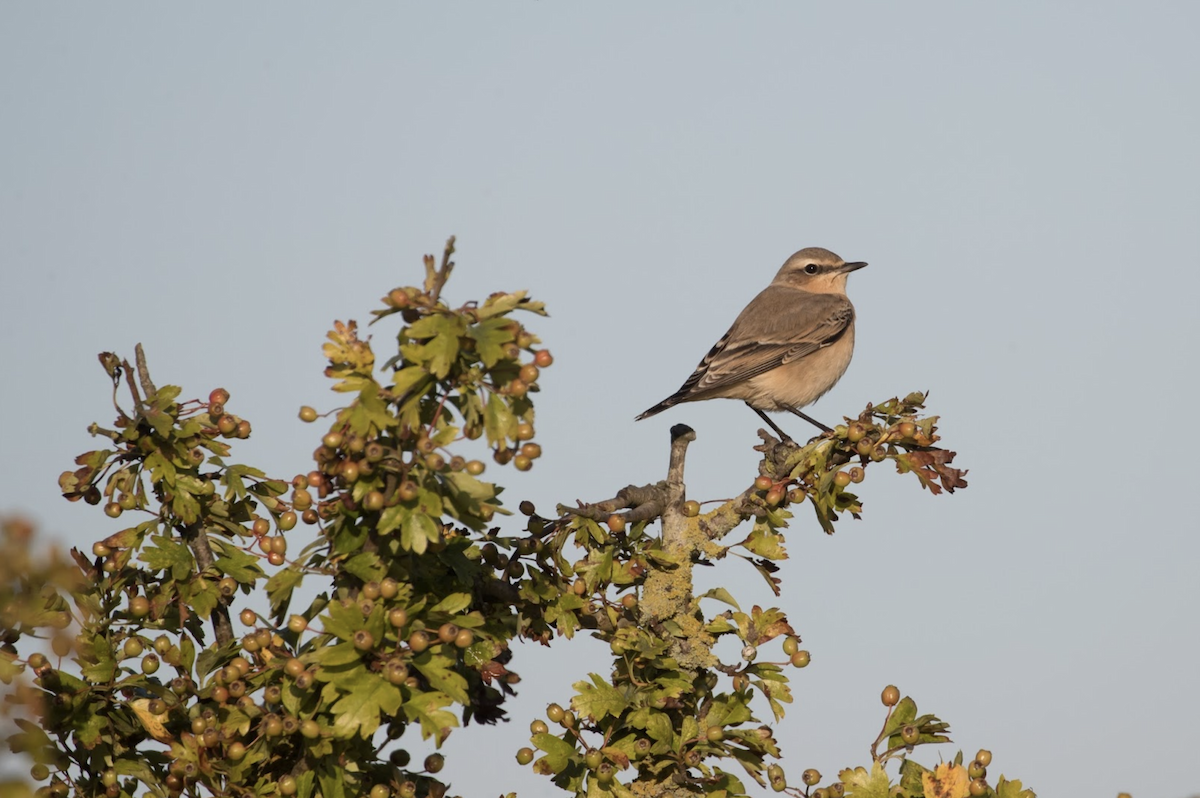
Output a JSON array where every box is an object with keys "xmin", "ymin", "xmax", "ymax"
[{"xmin": 635, "ymin": 247, "xmax": 867, "ymax": 440}]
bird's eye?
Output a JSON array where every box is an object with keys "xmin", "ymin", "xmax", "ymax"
[{"xmin": 803, "ymin": 263, "xmax": 819, "ymax": 275}]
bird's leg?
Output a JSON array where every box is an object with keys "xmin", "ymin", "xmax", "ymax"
[
  {"xmin": 784, "ymin": 406, "xmax": 832, "ymax": 434},
  {"xmin": 749, "ymin": 405, "xmax": 795, "ymax": 442}
]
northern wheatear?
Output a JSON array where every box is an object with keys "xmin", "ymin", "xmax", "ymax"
[{"xmin": 636, "ymin": 247, "xmax": 867, "ymax": 439}]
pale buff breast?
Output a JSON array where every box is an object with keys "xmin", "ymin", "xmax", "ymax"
[{"xmin": 739, "ymin": 326, "xmax": 856, "ymax": 412}]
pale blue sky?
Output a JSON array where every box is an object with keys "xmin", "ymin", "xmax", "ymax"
[{"xmin": 2, "ymin": 4, "xmax": 1198, "ymax": 797}]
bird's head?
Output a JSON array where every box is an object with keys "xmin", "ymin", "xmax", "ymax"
[{"xmin": 773, "ymin": 247, "xmax": 867, "ymax": 295}]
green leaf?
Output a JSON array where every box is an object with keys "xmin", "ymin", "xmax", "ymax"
[
  {"xmin": 313, "ymin": 641, "xmax": 363, "ymax": 669},
  {"xmin": 294, "ymin": 769, "xmax": 317, "ymax": 798},
  {"xmin": 531, "ymin": 732, "xmax": 576, "ymax": 774},
  {"xmin": 898, "ymin": 759, "xmax": 928, "ymax": 797},
  {"xmin": 378, "ymin": 503, "xmax": 409, "ymax": 536},
  {"xmin": 322, "ymin": 599, "xmax": 364, "ymax": 642},
  {"xmin": 739, "ymin": 525, "xmax": 788, "ymax": 560},
  {"xmin": 171, "ymin": 490, "xmax": 201, "ymax": 525},
  {"xmin": 704, "ymin": 694, "xmax": 753, "ymax": 728},
  {"xmin": 144, "ymin": 451, "xmax": 177, "ymax": 488},
  {"xmin": 411, "ymin": 651, "xmax": 470, "ymax": 704},
  {"xmin": 883, "ymin": 696, "xmax": 917, "ymax": 740},
  {"xmin": 144, "ymin": 407, "xmax": 174, "ymax": 438},
  {"xmin": 151, "ymin": 384, "xmax": 182, "ymax": 409},
  {"xmin": 74, "ymin": 704, "xmax": 107, "ymax": 748},
  {"xmin": 994, "ymin": 776, "xmax": 1035, "ymax": 798},
  {"xmin": 405, "ymin": 314, "xmax": 452, "ymax": 339},
  {"xmin": 9, "ymin": 718, "xmax": 52, "ymax": 755},
  {"xmin": 0, "ymin": 652, "xmax": 19, "ymax": 684},
  {"xmin": 315, "ymin": 768, "xmax": 346, "ymax": 798},
  {"xmin": 79, "ymin": 632, "xmax": 117, "ymax": 683},
  {"xmin": 428, "ymin": 592, "xmax": 472, "ymax": 615},
  {"xmin": 404, "ymin": 691, "xmax": 459, "ymax": 741},
  {"xmin": 183, "ymin": 578, "xmax": 220, "ymax": 620},
  {"xmin": 266, "ymin": 568, "xmax": 304, "ymax": 617},
  {"xmin": 484, "ymin": 392, "xmax": 516, "ymax": 447},
  {"xmin": 841, "ymin": 763, "xmax": 892, "ymax": 798},
  {"xmin": 467, "ymin": 318, "xmax": 516, "ymax": 367},
  {"xmin": 443, "ymin": 471, "xmax": 495, "ymax": 501},
  {"xmin": 392, "ymin": 366, "xmax": 432, "ymax": 398},
  {"xmin": 572, "ymin": 674, "xmax": 629, "ymax": 723},
  {"xmin": 179, "ymin": 635, "xmax": 196, "ymax": 672},
  {"xmin": 343, "ymin": 552, "xmax": 384, "ymax": 583},
  {"xmin": 350, "ymin": 386, "xmax": 395, "ymax": 437},
  {"xmin": 401, "ymin": 512, "xmax": 439, "ymax": 554},
  {"xmin": 644, "ymin": 710, "xmax": 674, "ymax": 746},
  {"xmin": 699, "ymin": 587, "xmax": 741, "ymax": 610},
  {"xmin": 140, "ymin": 535, "xmax": 193, "ymax": 580},
  {"xmin": 425, "ymin": 333, "xmax": 459, "ymax": 378},
  {"xmin": 211, "ymin": 539, "xmax": 265, "ymax": 583},
  {"xmin": 329, "ymin": 672, "xmax": 404, "ymax": 739}
]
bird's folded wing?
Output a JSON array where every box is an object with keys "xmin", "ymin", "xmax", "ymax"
[{"xmin": 685, "ymin": 290, "xmax": 854, "ymax": 397}]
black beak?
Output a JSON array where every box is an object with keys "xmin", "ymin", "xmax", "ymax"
[{"xmin": 840, "ymin": 261, "xmax": 868, "ymax": 273}]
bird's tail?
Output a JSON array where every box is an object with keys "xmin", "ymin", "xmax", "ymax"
[{"xmin": 634, "ymin": 395, "xmax": 680, "ymax": 421}]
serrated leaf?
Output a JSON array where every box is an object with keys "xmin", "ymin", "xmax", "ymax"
[
  {"xmin": 171, "ymin": 490, "xmax": 201, "ymax": 525},
  {"xmin": 211, "ymin": 539, "xmax": 265, "ymax": 583},
  {"xmin": 699, "ymin": 587, "xmax": 740, "ymax": 610},
  {"xmin": 349, "ymin": 386, "xmax": 395, "ymax": 437},
  {"xmin": 343, "ymin": 552, "xmax": 384, "ymax": 583},
  {"xmin": 705, "ymin": 615, "xmax": 736, "ymax": 635},
  {"xmin": 140, "ymin": 535, "xmax": 193, "ymax": 581},
  {"xmin": 921, "ymin": 762, "xmax": 969, "ymax": 798},
  {"xmin": 266, "ymin": 568, "xmax": 304, "ymax": 617},
  {"xmin": 314, "ymin": 641, "xmax": 363, "ymax": 669},
  {"xmin": 322, "ymin": 599, "xmax": 363, "ymax": 642},
  {"xmin": 428, "ymin": 592, "xmax": 472, "ymax": 615},
  {"xmin": 898, "ymin": 759, "xmax": 929, "ymax": 796},
  {"xmin": 411, "ymin": 651, "xmax": 470, "ymax": 704},
  {"xmin": 378, "ymin": 504, "xmax": 409, "ymax": 536},
  {"xmin": 467, "ymin": 318, "xmax": 516, "ymax": 367},
  {"xmin": 443, "ymin": 471, "xmax": 495, "ymax": 501},
  {"xmin": 841, "ymin": 763, "xmax": 893, "ymax": 798},
  {"xmin": 703, "ymin": 694, "xmax": 753, "ymax": 728},
  {"xmin": 404, "ymin": 691, "xmax": 459, "ymax": 741},
  {"xmin": 994, "ymin": 776, "xmax": 1035, "ymax": 798},
  {"xmin": 316, "ymin": 768, "xmax": 346, "ymax": 798},
  {"xmin": 80, "ymin": 633, "xmax": 117, "ymax": 683},
  {"xmin": 401, "ymin": 512, "xmax": 439, "ymax": 554},
  {"xmin": 645, "ymin": 710, "xmax": 674, "ymax": 745},
  {"xmin": 184, "ymin": 578, "xmax": 220, "ymax": 620},
  {"xmin": 392, "ymin": 366, "xmax": 432, "ymax": 398},
  {"xmin": 739, "ymin": 525, "xmax": 788, "ymax": 560},
  {"xmin": 329, "ymin": 672, "xmax": 404, "ymax": 739},
  {"xmin": 531, "ymin": 732, "xmax": 575, "ymax": 774},
  {"xmin": 484, "ymin": 392, "xmax": 516, "ymax": 447},
  {"xmin": 572, "ymin": 674, "xmax": 629, "ymax": 722}
]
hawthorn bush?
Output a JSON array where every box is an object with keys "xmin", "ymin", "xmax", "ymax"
[{"xmin": 1, "ymin": 238, "xmax": 1034, "ymax": 798}]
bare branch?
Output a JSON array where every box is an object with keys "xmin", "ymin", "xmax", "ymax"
[
  {"xmin": 427, "ymin": 235, "xmax": 457, "ymax": 305},
  {"xmin": 661, "ymin": 425, "xmax": 695, "ymax": 552},
  {"xmin": 558, "ymin": 483, "xmax": 668, "ymax": 523},
  {"xmin": 134, "ymin": 343, "xmax": 158, "ymax": 400},
  {"xmin": 181, "ymin": 522, "xmax": 233, "ymax": 647}
]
